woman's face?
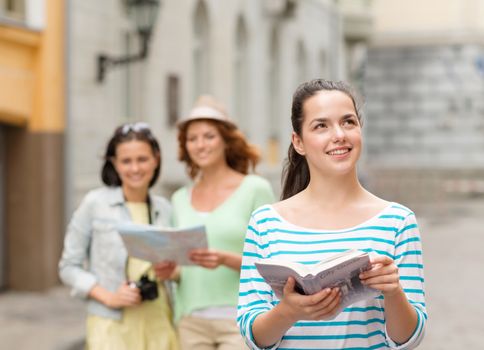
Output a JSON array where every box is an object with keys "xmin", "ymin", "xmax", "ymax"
[
  {"xmin": 185, "ymin": 120, "xmax": 226, "ymax": 170},
  {"xmin": 292, "ymin": 90, "xmax": 362, "ymax": 177},
  {"xmin": 112, "ymin": 140, "xmax": 159, "ymax": 192}
]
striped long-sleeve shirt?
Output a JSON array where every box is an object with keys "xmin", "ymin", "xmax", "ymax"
[{"xmin": 237, "ymin": 203, "xmax": 427, "ymax": 350}]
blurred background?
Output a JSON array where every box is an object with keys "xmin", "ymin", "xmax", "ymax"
[{"xmin": 0, "ymin": 0, "xmax": 483, "ymax": 349}]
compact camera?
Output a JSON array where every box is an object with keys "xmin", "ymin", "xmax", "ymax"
[{"xmin": 132, "ymin": 274, "xmax": 158, "ymax": 301}]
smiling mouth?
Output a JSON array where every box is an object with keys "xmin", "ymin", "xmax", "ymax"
[
  {"xmin": 327, "ymin": 148, "xmax": 351, "ymax": 156},
  {"xmin": 127, "ymin": 176, "xmax": 144, "ymax": 181}
]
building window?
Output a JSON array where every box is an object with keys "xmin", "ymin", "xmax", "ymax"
[
  {"xmin": 267, "ymin": 25, "xmax": 280, "ymax": 165},
  {"xmin": 319, "ymin": 49, "xmax": 328, "ymax": 79},
  {"xmin": 0, "ymin": 125, "xmax": 5, "ymax": 289},
  {"xmin": 234, "ymin": 15, "xmax": 248, "ymax": 134},
  {"xmin": 0, "ymin": 0, "xmax": 26, "ymax": 20},
  {"xmin": 295, "ymin": 40, "xmax": 307, "ymax": 86},
  {"xmin": 192, "ymin": 0, "xmax": 210, "ymax": 101},
  {"xmin": 166, "ymin": 74, "xmax": 180, "ymax": 127}
]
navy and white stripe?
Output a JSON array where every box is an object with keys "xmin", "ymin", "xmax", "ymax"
[{"xmin": 237, "ymin": 203, "xmax": 427, "ymax": 350}]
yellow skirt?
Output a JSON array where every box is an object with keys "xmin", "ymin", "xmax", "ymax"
[{"xmin": 86, "ymin": 287, "xmax": 179, "ymax": 350}]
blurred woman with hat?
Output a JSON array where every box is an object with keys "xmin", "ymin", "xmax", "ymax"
[{"xmin": 155, "ymin": 95, "xmax": 274, "ymax": 349}]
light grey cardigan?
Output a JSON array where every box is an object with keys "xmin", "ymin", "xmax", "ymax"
[{"xmin": 58, "ymin": 186, "xmax": 172, "ymax": 320}]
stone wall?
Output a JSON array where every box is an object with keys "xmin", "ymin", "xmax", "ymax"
[
  {"xmin": 364, "ymin": 167, "xmax": 484, "ymax": 215},
  {"xmin": 363, "ymin": 43, "xmax": 484, "ymax": 212}
]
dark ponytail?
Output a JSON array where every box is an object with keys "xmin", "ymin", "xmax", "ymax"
[
  {"xmin": 281, "ymin": 144, "xmax": 310, "ymax": 200},
  {"xmin": 281, "ymin": 79, "xmax": 361, "ymax": 200}
]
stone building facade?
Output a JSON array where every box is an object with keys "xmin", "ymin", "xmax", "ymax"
[
  {"xmin": 0, "ymin": 0, "xmax": 378, "ymax": 291},
  {"xmin": 66, "ymin": 0, "xmax": 346, "ymax": 211},
  {"xmin": 363, "ymin": 0, "xmax": 484, "ymax": 210}
]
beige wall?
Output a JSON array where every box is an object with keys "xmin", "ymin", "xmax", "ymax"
[
  {"xmin": 372, "ymin": 0, "xmax": 484, "ymax": 44},
  {"xmin": 0, "ymin": 0, "xmax": 64, "ymax": 131},
  {"xmin": 0, "ymin": 27, "xmax": 39, "ymax": 126},
  {"xmin": 31, "ymin": 0, "xmax": 64, "ymax": 132}
]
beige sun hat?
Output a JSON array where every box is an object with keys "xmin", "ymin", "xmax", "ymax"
[{"xmin": 178, "ymin": 95, "xmax": 237, "ymax": 129}]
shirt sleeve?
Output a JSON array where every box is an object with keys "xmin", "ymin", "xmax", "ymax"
[
  {"xmin": 58, "ymin": 193, "xmax": 97, "ymax": 299},
  {"xmin": 387, "ymin": 212, "xmax": 427, "ymax": 349},
  {"xmin": 237, "ymin": 209, "xmax": 281, "ymax": 350}
]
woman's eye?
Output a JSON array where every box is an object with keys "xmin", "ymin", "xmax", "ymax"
[
  {"xmin": 343, "ymin": 119, "xmax": 357, "ymax": 126},
  {"xmin": 314, "ymin": 123, "xmax": 326, "ymax": 129}
]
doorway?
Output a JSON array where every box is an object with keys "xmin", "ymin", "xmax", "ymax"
[{"xmin": 0, "ymin": 125, "xmax": 5, "ymax": 289}]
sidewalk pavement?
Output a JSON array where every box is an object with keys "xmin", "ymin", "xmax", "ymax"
[
  {"xmin": 0, "ymin": 286, "xmax": 85, "ymax": 350},
  {"xmin": 1, "ymin": 197, "xmax": 484, "ymax": 349},
  {"xmin": 416, "ymin": 197, "xmax": 484, "ymax": 350}
]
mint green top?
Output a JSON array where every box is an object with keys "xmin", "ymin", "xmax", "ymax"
[{"xmin": 171, "ymin": 174, "xmax": 275, "ymax": 321}]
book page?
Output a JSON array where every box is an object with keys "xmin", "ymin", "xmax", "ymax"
[
  {"xmin": 256, "ymin": 259, "xmax": 310, "ymax": 276},
  {"xmin": 309, "ymin": 253, "xmax": 380, "ymax": 308},
  {"xmin": 310, "ymin": 249, "xmax": 362, "ymax": 273}
]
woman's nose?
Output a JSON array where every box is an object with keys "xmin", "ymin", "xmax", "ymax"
[
  {"xmin": 195, "ymin": 139, "xmax": 206, "ymax": 148},
  {"xmin": 130, "ymin": 162, "xmax": 140, "ymax": 172},
  {"xmin": 332, "ymin": 126, "xmax": 346, "ymax": 141}
]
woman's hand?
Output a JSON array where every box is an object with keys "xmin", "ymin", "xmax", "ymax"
[
  {"xmin": 360, "ymin": 254, "xmax": 402, "ymax": 297},
  {"xmin": 189, "ymin": 249, "xmax": 243, "ymax": 271},
  {"xmin": 361, "ymin": 254, "xmax": 421, "ymax": 344},
  {"xmin": 251, "ymin": 278, "xmax": 341, "ymax": 348},
  {"xmin": 278, "ymin": 277, "xmax": 341, "ymax": 322},
  {"xmin": 189, "ymin": 248, "xmax": 226, "ymax": 269},
  {"xmin": 153, "ymin": 260, "xmax": 178, "ymax": 280},
  {"xmin": 106, "ymin": 282, "xmax": 141, "ymax": 308}
]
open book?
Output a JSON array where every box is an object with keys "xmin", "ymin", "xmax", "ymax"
[
  {"xmin": 254, "ymin": 250, "xmax": 381, "ymax": 309},
  {"xmin": 116, "ymin": 222, "xmax": 207, "ymax": 265}
]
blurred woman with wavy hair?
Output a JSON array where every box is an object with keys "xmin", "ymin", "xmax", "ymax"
[{"xmin": 156, "ymin": 95, "xmax": 274, "ymax": 350}]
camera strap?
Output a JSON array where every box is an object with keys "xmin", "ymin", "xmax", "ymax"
[
  {"xmin": 126, "ymin": 260, "xmax": 153, "ymax": 282},
  {"xmin": 146, "ymin": 195, "xmax": 153, "ymax": 225},
  {"xmin": 124, "ymin": 194, "xmax": 154, "ymax": 282}
]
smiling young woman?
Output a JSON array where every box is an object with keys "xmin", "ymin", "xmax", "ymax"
[
  {"xmin": 237, "ymin": 80, "xmax": 427, "ymax": 350},
  {"xmin": 111, "ymin": 140, "xmax": 160, "ymax": 201},
  {"xmin": 59, "ymin": 123, "xmax": 179, "ymax": 350},
  {"xmin": 291, "ymin": 89, "xmax": 362, "ymax": 179},
  {"xmin": 184, "ymin": 120, "xmax": 228, "ymax": 176}
]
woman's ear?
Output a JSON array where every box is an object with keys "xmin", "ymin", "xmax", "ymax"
[
  {"xmin": 155, "ymin": 152, "xmax": 161, "ymax": 167},
  {"xmin": 291, "ymin": 132, "xmax": 305, "ymax": 156},
  {"xmin": 148, "ymin": 148, "xmax": 161, "ymax": 168}
]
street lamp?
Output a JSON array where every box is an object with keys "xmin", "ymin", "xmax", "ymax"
[{"xmin": 97, "ymin": 0, "xmax": 161, "ymax": 83}]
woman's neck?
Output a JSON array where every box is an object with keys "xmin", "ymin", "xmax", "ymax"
[
  {"xmin": 122, "ymin": 185, "xmax": 148, "ymax": 203},
  {"xmin": 197, "ymin": 163, "xmax": 236, "ymax": 187},
  {"xmin": 303, "ymin": 172, "xmax": 364, "ymax": 209}
]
